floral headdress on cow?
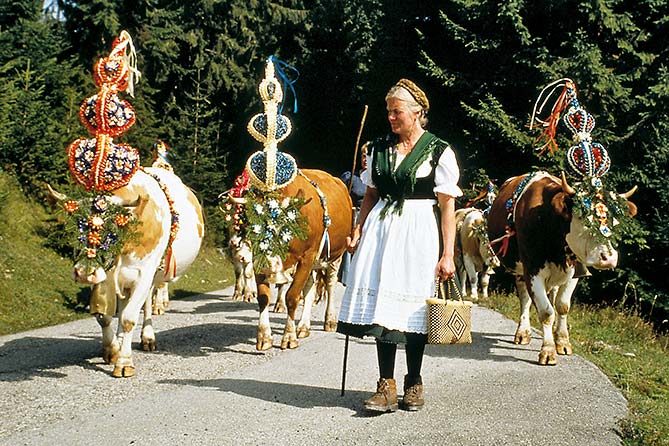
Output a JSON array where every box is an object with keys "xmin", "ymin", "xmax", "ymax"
[
  {"xmin": 60, "ymin": 31, "xmax": 143, "ymax": 269},
  {"xmin": 529, "ymin": 78, "xmax": 635, "ymax": 245},
  {"xmin": 220, "ymin": 57, "xmax": 308, "ymax": 271}
]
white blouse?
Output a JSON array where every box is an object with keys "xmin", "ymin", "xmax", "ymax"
[{"xmin": 360, "ymin": 144, "xmax": 463, "ymax": 198}]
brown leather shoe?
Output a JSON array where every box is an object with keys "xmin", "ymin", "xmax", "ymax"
[
  {"xmin": 364, "ymin": 378, "xmax": 398, "ymax": 413},
  {"xmin": 403, "ymin": 374, "xmax": 424, "ymax": 411}
]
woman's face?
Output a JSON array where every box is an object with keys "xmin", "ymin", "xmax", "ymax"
[{"xmin": 386, "ymin": 97, "xmax": 418, "ymax": 136}]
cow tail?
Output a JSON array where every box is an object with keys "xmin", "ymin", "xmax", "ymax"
[{"xmin": 163, "ymin": 246, "xmax": 177, "ymax": 280}]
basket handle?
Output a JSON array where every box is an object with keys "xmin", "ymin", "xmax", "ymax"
[{"xmin": 434, "ymin": 276, "xmax": 463, "ymax": 301}]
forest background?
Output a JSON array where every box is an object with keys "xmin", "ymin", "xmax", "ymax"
[{"xmin": 0, "ymin": 0, "xmax": 667, "ymax": 328}]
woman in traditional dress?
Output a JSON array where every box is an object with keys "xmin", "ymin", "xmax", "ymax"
[{"xmin": 337, "ymin": 79, "xmax": 462, "ymax": 413}]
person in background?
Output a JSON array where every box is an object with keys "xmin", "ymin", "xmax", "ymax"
[
  {"xmin": 340, "ymin": 142, "xmax": 369, "ymax": 208},
  {"xmin": 337, "ymin": 79, "xmax": 462, "ymax": 413},
  {"xmin": 338, "ymin": 142, "xmax": 369, "ymax": 285}
]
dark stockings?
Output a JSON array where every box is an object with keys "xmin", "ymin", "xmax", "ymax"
[{"xmin": 375, "ymin": 339, "xmax": 426, "ymax": 381}]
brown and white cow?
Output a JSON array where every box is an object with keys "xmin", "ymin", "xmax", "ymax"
[
  {"xmin": 51, "ymin": 167, "xmax": 204, "ymax": 377},
  {"xmin": 230, "ymin": 169, "xmax": 352, "ymax": 351},
  {"xmin": 487, "ymin": 172, "xmax": 636, "ymax": 365},
  {"xmin": 454, "ymin": 207, "xmax": 500, "ymax": 301}
]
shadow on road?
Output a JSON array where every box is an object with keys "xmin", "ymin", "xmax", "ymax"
[
  {"xmin": 158, "ymin": 376, "xmax": 385, "ymax": 416},
  {"xmin": 0, "ymin": 335, "xmax": 99, "ymax": 381}
]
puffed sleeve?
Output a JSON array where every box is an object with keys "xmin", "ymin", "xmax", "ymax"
[
  {"xmin": 433, "ymin": 146, "xmax": 463, "ymax": 198},
  {"xmin": 360, "ymin": 150, "xmax": 376, "ymax": 188}
]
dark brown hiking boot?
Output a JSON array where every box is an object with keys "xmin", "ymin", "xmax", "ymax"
[
  {"xmin": 364, "ymin": 378, "xmax": 398, "ymax": 413},
  {"xmin": 403, "ymin": 374, "xmax": 424, "ymax": 411}
]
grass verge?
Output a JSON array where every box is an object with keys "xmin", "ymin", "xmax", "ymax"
[{"xmin": 478, "ymin": 291, "xmax": 669, "ymax": 446}]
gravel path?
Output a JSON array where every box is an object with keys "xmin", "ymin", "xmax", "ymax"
[{"xmin": 0, "ymin": 284, "xmax": 627, "ymax": 446}]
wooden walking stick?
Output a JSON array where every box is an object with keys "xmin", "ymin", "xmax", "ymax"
[{"xmin": 341, "ymin": 104, "xmax": 368, "ymax": 397}]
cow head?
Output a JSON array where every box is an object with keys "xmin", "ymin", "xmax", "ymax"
[
  {"xmin": 229, "ymin": 234, "xmax": 253, "ymax": 269},
  {"xmin": 472, "ymin": 220, "xmax": 501, "ymax": 269},
  {"xmin": 555, "ymin": 173, "xmax": 637, "ymax": 270}
]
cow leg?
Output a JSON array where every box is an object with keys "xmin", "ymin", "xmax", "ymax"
[
  {"xmin": 529, "ymin": 276, "xmax": 557, "ymax": 365},
  {"xmin": 256, "ymin": 281, "xmax": 273, "ymax": 351},
  {"xmin": 323, "ymin": 259, "xmax": 341, "ymax": 332},
  {"xmin": 282, "ymin": 264, "xmax": 312, "ymax": 349},
  {"xmin": 233, "ymin": 263, "xmax": 244, "ymax": 301},
  {"xmin": 554, "ymin": 277, "xmax": 578, "ymax": 356},
  {"xmin": 480, "ymin": 268, "xmax": 492, "ymax": 298},
  {"xmin": 113, "ymin": 282, "xmax": 150, "ymax": 378},
  {"xmin": 141, "ymin": 289, "xmax": 157, "ymax": 352},
  {"xmin": 243, "ymin": 268, "xmax": 257, "ymax": 302},
  {"xmin": 457, "ymin": 264, "xmax": 469, "ymax": 299},
  {"xmin": 152, "ymin": 282, "xmax": 169, "ymax": 315},
  {"xmin": 464, "ymin": 257, "xmax": 479, "ymax": 301},
  {"xmin": 514, "ymin": 276, "xmax": 533, "ymax": 345},
  {"xmin": 273, "ymin": 282, "xmax": 288, "ymax": 313},
  {"xmin": 95, "ymin": 313, "xmax": 120, "ymax": 365},
  {"xmin": 296, "ymin": 272, "xmax": 316, "ymax": 339}
]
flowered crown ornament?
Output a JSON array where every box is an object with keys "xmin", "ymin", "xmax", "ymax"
[
  {"xmin": 60, "ymin": 31, "xmax": 143, "ymax": 269},
  {"xmin": 529, "ymin": 78, "xmax": 631, "ymax": 243},
  {"xmin": 530, "ymin": 78, "xmax": 610, "ymax": 178},
  {"xmin": 245, "ymin": 57, "xmax": 298, "ymax": 192},
  {"xmin": 67, "ymin": 30, "xmax": 141, "ymax": 192}
]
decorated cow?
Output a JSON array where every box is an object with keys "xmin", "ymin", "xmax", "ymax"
[
  {"xmin": 52, "ymin": 32, "xmax": 204, "ymax": 377},
  {"xmin": 221, "ymin": 59, "xmax": 352, "ymax": 351},
  {"xmin": 454, "ymin": 207, "xmax": 500, "ymax": 301},
  {"xmin": 487, "ymin": 79, "xmax": 637, "ymax": 365}
]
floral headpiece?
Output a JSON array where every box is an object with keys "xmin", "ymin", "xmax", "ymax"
[
  {"xmin": 60, "ymin": 32, "xmax": 143, "ymax": 268},
  {"xmin": 530, "ymin": 78, "xmax": 629, "ymax": 243},
  {"xmin": 245, "ymin": 58, "xmax": 298, "ymax": 192},
  {"xmin": 67, "ymin": 31, "xmax": 141, "ymax": 191},
  {"xmin": 530, "ymin": 78, "xmax": 611, "ymax": 179}
]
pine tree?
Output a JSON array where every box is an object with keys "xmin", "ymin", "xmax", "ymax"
[
  {"xmin": 419, "ymin": 0, "xmax": 668, "ymax": 317},
  {"xmin": 0, "ymin": 0, "xmax": 85, "ymax": 193}
]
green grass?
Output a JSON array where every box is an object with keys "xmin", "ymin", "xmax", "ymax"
[
  {"xmin": 0, "ymin": 171, "xmax": 235, "ymax": 335},
  {"xmin": 479, "ymin": 291, "xmax": 669, "ymax": 446}
]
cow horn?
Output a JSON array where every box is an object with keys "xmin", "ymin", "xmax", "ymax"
[
  {"xmin": 229, "ymin": 195, "xmax": 247, "ymax": 204},
  {"xmin": 619, "ymin": 185, "xmax": 638, "ymax": 199},
  {"xmin": 560, "ymin": 171, "xmax": 576, "ymax": 196},
  {"xmin": 46, "ymin": 183, "xmax": 67, "ymax": 201}
]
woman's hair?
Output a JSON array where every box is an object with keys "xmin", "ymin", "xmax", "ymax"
[{"xmin": 385, "ymin": 85, "xmax": 429, "ymax": 128}]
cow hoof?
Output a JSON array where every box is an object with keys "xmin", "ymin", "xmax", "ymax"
[
  {"xmin": 102, "ymin": 347, "xmax": 119, "ymax": 365},
  {"xmin": 152, "ymin": 307, "xmax": 165, "ymax": 316},
  {"xmin": 538, "ymin": 349, "xmax": 558, "ymax": 365},
  {"xmin": 273, "ymin": 303, "xmax": 286, "ymax": 313},
  {"xmin": 324, "ymin": 320, "xmax": 337, "ymax": 332},
  {"xmin": 296, "ymin": 326, "xmax": 310, "ymax": 339},
  {"xmin": 244, "ymin": 294, "xmax": 256, "ymax": 303},
  {"xmin": 280, "ymin": 337, "xmax": 298, "ymax": 350},
  {"xmin": 112, "ymin": 365, "xmax": 135, "ymax": 378},
  {"xmin": 514, "ymin": 330, "xmax": 532, "ymax": 345},
  {"xmin": 142, "ymin": 339, "xmax": 157, "ymax": 352},
  {"xmin": 256, "ymin": 337, "xmax": 273, "ymax": 351},
  {"xmin": 556, "ymin": 340, "xmax": 573, "ymax": 355}
]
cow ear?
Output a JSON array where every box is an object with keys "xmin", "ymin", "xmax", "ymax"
[
  {"xmin": 551, "ymin": 192, "xmax": 572, "ymax": 220},
  {"xmin": 626, "ymin": 201, "xmax": 637, "ymax": 218}
]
